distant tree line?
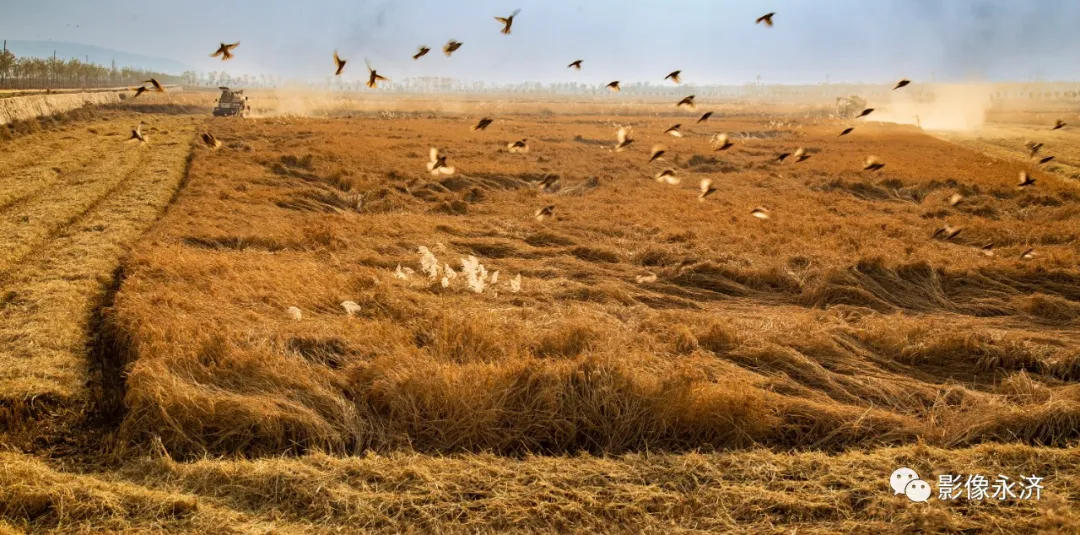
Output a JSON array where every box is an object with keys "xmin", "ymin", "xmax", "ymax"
[{"xmin": 0, "ymin": 49, "xmax": 184, "ymax": 90}]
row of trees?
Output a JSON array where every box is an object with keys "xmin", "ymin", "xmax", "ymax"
[
  {"xmin": 0, "ymin": 50, "xmax": 184, "ymax": 90},
  {"xmin": 2, "ymin": 49, "xmax": 1077, "ymax": 101}
]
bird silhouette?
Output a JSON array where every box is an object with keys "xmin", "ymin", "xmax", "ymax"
[
  {"xmin": 568, "ymin": 59, "xmax": 583, "ymax": 70},
  {"xmin": 365, "ymin": 59, "xmax": 388, "ymax": 88},
  {"xmin": 863, "ymin": 156, "xmax": 886, "ymax": 171},
  {"xmin": 893, "ymin": 79, "xmax": 911, "ymax": 90},
  {"xmin": 413, "ymin": 46, "xmax": 431, "ymax": 60},
  {"xmin": 1019, "ymin": 248, "xmax": 1036, "ymax": 259},
  {"xmin": 676, "ymin": 95, "xmax": 696, "ymax": 109},
  {"xmin": 132, "ymin": 86, "xmax": 148, "ymax": 98},
  {"xmin": 444, "ymin": 40, "xmax": 463, "ymax": 56},
  {"xmin": 664, "ymin": 124, "xmax": 683, "ymax": 137},
  {"xmin": 210, "ymin": 42, "xmax": 239, "ymax": 61},
  {"xmin": 655, "ymin": 169, "xmax": 680, "ymax": 184},
  {"xmin": 508, "ymin": 139, "xmax": 530, "ymax": 153},
  {"xmin": 932, "ymin": 225, "xmax": 963, "ymax": 240},
  {"xmin": 427, "ymin": 148, "xmax": 456, "ymax": 175},
  {"xmin": 472, "ymin": 117, "xmax": 493, "ymax": 131},
  {"xmin": 201, "ymin": 132, "xmax": 221, "ymax": 150},
  {"xmin": 699, "ymin": 178, "xmax": 717, "ymax": 200},
  {"xmin": 856, "ymin": 108, "xmax": 875, "ymax": 119},
  {"xmin": 793, "ymin": 147, "xmax": 810, "ymax": 162},
  {"xmin": 144, "ymin": 78, "xmax": 164, "ymax": 92},
  {"xmin": 1038, "ymin": 156, "xmax": 1055, "ymax": 165},
  {"xmin": 496, "ymin": 9, "xmax": 521, "ymax": 34},
  {"xmin": 948, "ymin": 193, "xmax": 964, "ymax": 207},
  {"xmin": 1052, "ymin": 119, "xmax": 1066, "ymax": 130},
  {"xmin": 665, "ymin": 70, "xmax": 682, "ymax": 84},
  {"xmin": 333, "ymin": 51, "xmax": 347, "ymax": 75},
  {"xmin": 606, "ymin": 81, "xmax": 621, "ymax": 92},
  {"xmin": 712, "ymin": 133, "xmax": 733, "ymax": 151},
  {"xmin": 128, "ymin": 122, "xmax": 147, "ymax": 144},
  {"xmin": 750, "ymin": 207, "xmax": 771, "ymax": 220},
  {"xmin": 1017, "ymin": 171, "xmax": 1036, "ymax": 187},
  {"xmin": 1026, "ymin": 141, "xmax": 1043, "ymax": 157},
  {"xmin": 615, "ymin": 126, "xmax": 634, "ymax": 151},
  {"xmin": 839, "ymin": 127, "xmax": 854, "ymax": 137},
  {"xmin": 535, "ymin": 205, "xmax": 555, "ymax": 222},
  {"xmin": 649, "ymin": 144, "xmax": 667, "ymax": 163},
  {"xmin": 697, "ymin": 111, "xmax": 713, "ymax": 123},
  {"xmin": 756, "ymin": 12, "xmax": 775, "ymax": 26}
]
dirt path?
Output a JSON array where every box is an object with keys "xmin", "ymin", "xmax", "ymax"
[{"xmin": 0, "ymin": 112, "xmax": 200, "ymax": 404}]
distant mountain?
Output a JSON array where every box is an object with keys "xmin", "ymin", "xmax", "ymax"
[{"xmin": 2, "ymin": 40, "xmax": 191, "ymax": 74}]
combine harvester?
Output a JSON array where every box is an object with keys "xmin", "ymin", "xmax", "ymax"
[{"xmin": 213, "ymin": 86, "xmax": 249, "ymax": 117}]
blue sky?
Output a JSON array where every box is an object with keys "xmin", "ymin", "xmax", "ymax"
[{"xmin": 3, "ymin": 0, "xmax": 1077, "ymax": 84}]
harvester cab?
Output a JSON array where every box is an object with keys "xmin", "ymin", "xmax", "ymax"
[{"xmin": 213, "ymin": 86, "xmax": 249, "ymax": 117}]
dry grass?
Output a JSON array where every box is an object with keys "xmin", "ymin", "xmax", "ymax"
[
  {"xmin": 0, "ymin": 106, "xmax": 199, "ymax": 405},
  {"xmin": 3, "ymin": 444, "xmax": 1080, "ymax": 534},
  {"xmin": 2, "ymin": 92, "xmax": 1080, "ymax": 532},
  {"xmin": 87, "ymin": 102, "xmax": 1080, "ymax": 458}
]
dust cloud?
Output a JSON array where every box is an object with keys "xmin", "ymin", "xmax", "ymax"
[{"xmin": 872, "ymin": 84, "xmax": 994, "ymax": 132}]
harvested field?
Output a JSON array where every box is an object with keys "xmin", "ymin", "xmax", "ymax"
[{"xmin": 1, "ymin": 91, "xmax": 1079, "ymax": 533}]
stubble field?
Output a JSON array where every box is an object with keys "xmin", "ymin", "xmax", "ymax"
[{"xmin": 1, "ymin": 92, "xmax": 1079, "ymax": 533}]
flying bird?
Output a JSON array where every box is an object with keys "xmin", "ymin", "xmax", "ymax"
[
  {"xmin": 144, "ymin": 78, "xmax": 164, "ymax": 93},
  {"xmin": 568, "ymin": 60, "xmax": 583, "ymax": 70},
  {"xmin": 364, "ymin": 59, "xmax": 389, "ymax": 88},
  {"xmin": 413, "ymin": 46, "xmax": 431, "ymax": 60},
  {"xmin": 839, "ymin": 127, "xmax": 854, "ymax": 137},
  {"xmin": 1052, "ymin": 119, "xmax": 1066, "ymax": 130},
  {"xmin": 333, "ymin": 51, "xmax": 347, "ymax": 76},
  {"xmin": 932, "ymin": 225, "xmax": 963, "ymax": 241},
  {"xmin": 1026, "ymin": 141, "xmax": 1043, "ymax": 157},
  {"xmin": 131, "ymin": 86, "xmax": 149, "ymax": 98},
  {"xmin": 893, "ymin": 79, "xmax": 911, "ymax": 90},
  {"xmin": 676, "ymin": 95, "xmax": 696, "ymax": 109},
  {"xmin": 201, "ymin": 132, "xmax": 221, "ymax": 150},
  {"xmin": 699, "ymin": 178, "xmax": 717, "ymax": 201},
  {"xmin": 665, "ymin": 70, "xmax": 682, "ymax": 84},
  {"xmin": 1038, "ymin": 156, "xmax": 1055, "ymax": 165},
  {"xmin": 1019, "ymin": 248, "xmax": 1036, "ymax": 260},
  {"xmin": 444, "ymin": 40, "xmax": 463, "ymax": 56},
  {"xmin": 128, "ymin": 122, "xmax": 147, "ymax": 144},
  {"xmin": 649, "ymin": 144, "xmax": 667, "ymax": 163},
  {"xmin": 856, "ymin": 108, "xmax": 875, "ymax": 119},
  {"xmin": 756, "ymin": 12, "xmax": 775, "ymax": 27},
  {"xmin": 776, "ymin": 152, "xmax": 791, "ymax": 162},
  {"xmin": 535, "ymin": 205, "xmax": 555, "ymax": 222},
  {"xmin": 712, "ymin": 133, "xmax": 733, "ymax": 151},
  {"xmin": 615, "ymin": 126, "xmax": 634, "ymax": 151},
  {"xmin": 864, "ymin": 156, "xmax": 886, "ymax": 171},
  {"xmin": 472, "ymin": 117, "xmax": 493, "ymax": 131},
  {"xmin": 664, "ymin": 124, "xmax": 683, "ymax": 137},
  {"xmin": 210, "ymin": 41, "xmax": 240, "ymax": 61},
  {"xmin": 508, "ymin": 139, "xmax": 530, "ymax": 153},
  {"xmin": 427, "ymin": 147, "xmax": 456, "ymax": 176},
  {"xmin": 697, "ymin": 111, "xmax": 713, "ymax": 123},
  {"xmin": 606, "ymin": 81, "xmax": 621, "ymax": 92},
  {"xmin": 794, "ymin": 147, "xmax": 810, "ymax": 162},
  {"xmin": 496, "ymin": 9, "xmax": 521, "ymax": 34},
  {"xmin": 655, "ymin": 169, "xmax": 680, "ymax": 184},
  {"xmin": 1018, "ymin": 171, "xmax": 1036, "ymax": 187},
  {"xmin": 980, "ymin": 243, "xmax": 995, "ymax": 257},
  {"xmin": 948, "ymin": 193, "xmax": 964, "ymax": 207},
  {"xmin": 750, "ymin": 207, "xmax": 771, "ymax": 220}
]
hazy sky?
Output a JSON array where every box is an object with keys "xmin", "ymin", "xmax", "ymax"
[{"xmin": 4, "ymin": 0, "xmax": 1079, "ymax": 84}]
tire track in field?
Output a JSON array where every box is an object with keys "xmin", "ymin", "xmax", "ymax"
[{"xmin": 0, "ymin": 115, "xmax": 201, "ymax": 402}]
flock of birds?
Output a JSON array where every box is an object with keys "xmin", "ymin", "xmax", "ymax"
[{"xmin": 121, "ymin": 9, "xmax": 1072, "ymax": 262}]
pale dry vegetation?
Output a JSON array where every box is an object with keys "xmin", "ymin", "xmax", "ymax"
[{"xmin": 2, "ymin": 93, "xmax": 1080, "ymax": 532}]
